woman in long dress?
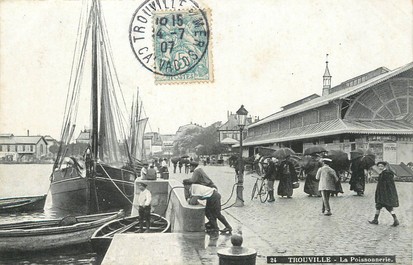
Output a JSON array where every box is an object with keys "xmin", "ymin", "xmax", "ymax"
[
  {"xmin": 277, "ymin": 156, "xmax": 298, "ymax": 198},
  {"xmin": 349, "ymin": 160, "xmax": 366, "ymax": 196},
  {"xmin": 303, "ymin": 155, "xmax": 322, "ymax": 197}
]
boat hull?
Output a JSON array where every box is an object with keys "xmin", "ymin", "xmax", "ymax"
[
  {"xmin": 50, "ymin": 164, "xmax": 135, "ymax": 213},
  {"xmin": 0, "ymin": 195, "xmax": 46, "ymax": 214},
  {"xmin": 0, "ymin": 211, "xmax": 124, "ymax": 252}
]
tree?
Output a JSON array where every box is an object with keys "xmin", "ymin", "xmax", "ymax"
[{"xmin": 172, "ymin": 122, "xmax": 228, "ymax": 156}]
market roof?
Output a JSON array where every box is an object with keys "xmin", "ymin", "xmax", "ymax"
[
  {"xmin": 237, "ymin": 119, "xmax": 413, "ymax": 147},
  {"xmin": 249, "ymin": 62, "xmax": 413, "ymax": 129}
]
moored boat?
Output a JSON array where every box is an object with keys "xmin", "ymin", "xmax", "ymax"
[
  {"xmin": 0, "ymin": 210, "xmax": 124, "ymax": 252},
  {"xmin": 49, "ymin": 0, "xmax": 148, "ymax": 214},
  {"xmin": 91, "ymin": 213, "xmax": 170, "ymax": 255},
  {"xmin": 0, "ymin": 194, "xmax": 46, "ymax": 214}
]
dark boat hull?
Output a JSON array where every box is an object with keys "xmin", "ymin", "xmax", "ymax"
[
  {"xmin": 91, "ymin": 214, "xmax": 170, "ymax": 255},
  {"xmin": 0, "ymin": 210, "xmax": 125, "ymax": 252},
  {"xmin": 50, "ymin": 164, "xmax": 135, "ymax": 214},
  {"xmin": 0, "ymin": 195, "xmax": 47, "ymax": 214}
]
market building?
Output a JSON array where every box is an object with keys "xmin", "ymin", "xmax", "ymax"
[{"xmin": 242, "ymin": 61, "xmax": 413, "ymax": 164}]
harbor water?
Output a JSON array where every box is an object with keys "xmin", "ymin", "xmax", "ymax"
[{"xmin": 0, "ymin": 164, "xmax": 100, "ymax": 264}]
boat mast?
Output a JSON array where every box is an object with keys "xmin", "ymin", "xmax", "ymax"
[
  {"xmin": 91, "ymin": 0, "xmax": 99, "ymax": 160},
  {"xmin": 88, "ymin": 0, "xmax": 100, "ymax": 214}
]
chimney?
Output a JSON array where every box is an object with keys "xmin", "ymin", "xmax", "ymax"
[
  {"xmin": 227, "ymin": 110, "xmax": 229, "ymax": 119},
  {"xmin": 322, "ymin": 54, "xmax": 332, "ymax": 96},
  {"xmin": 27, "ymin": 130, "xmax": 29, "ymax": 136}
]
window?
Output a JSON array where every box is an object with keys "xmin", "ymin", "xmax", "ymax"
[
  {"xmin": 22, "ymin": 145, "xmax": 25, "ymax": 151},
  {"xmin": 30, "ymin": 145, "xmax": 34, "ymax": 152},
  {"xmin": 40, "ymin": 145, "xmax": 44, "ymax": 154},
  {"xmin": 0, "ymin": 145, "xmax": 2, "ymax": 152},
  {"xmin": 7, "ymin": 145, "xmax": 10, "ymax": 152}
]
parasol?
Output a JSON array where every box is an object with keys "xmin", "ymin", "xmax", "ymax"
[
  {"xmin": 327, "ymin": 150, "xmax": 350, "ymax": 171},
  {"xmin": 303, "ymin": 146, "xmax": 327, "ymax": 156},
  {"xmin": 350, "ymin": 149, "xmax": 375, "ymax": 169},
  {"xmin": 272, "ymin": 148, "xmax": 295, "ymax": 160},
  {"xmin": 181, "ymin": 158, "xmax": 190, "ymax": 164}
]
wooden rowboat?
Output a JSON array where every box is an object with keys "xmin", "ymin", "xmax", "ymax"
[
  {"xmin": 0, "ymin": 194, "xmax": 47, "ymax": 214},
  {"xmin": 0, "ymin": 210, "xmax": 125, "ymax": 252},
  {"xmin": 91, "ymin": 213, "xmax": 170, "ymax": 255}
]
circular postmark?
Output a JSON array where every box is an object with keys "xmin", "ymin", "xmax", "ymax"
[{"xmin": 129, "ymin": 0, "xmax": 209, "ymax": 76}]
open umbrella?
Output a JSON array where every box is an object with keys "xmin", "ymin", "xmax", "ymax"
[
  {"xmin": 171, "ymin": 157, "xmax": 180, "ymax": 163},
  {"xmin": 327, "ymin": 150, "xmax": 350, "ymax": 171},
  {"xmin": 353, "ymin": 154, "xmax": 376, "ymax": 169},
  {"xmin": 181, "ymin": 155, "xmax": 189, "ymax": 159},
  {"xmin": 350, "ymin": 149, "xmax": 375, "ymax": 169},
  {"xmin": 272, "ymin": 148, "xmax": 295, "ymax": 160},
  {"xmin": 303, "ymin": 146, "xmax": 327, "ymax": 156},
  {"xmin": 350, "ymin": 149, "xmax": 373, "ymax": 160}
]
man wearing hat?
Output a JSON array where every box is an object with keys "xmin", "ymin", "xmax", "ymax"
[
  {"xmin": 183, "ymin": 179, "xmax": 232, "ymax": 233},
  {"xmin": 188, "ymin": 161, "xmax": 217, "ymax": 189},
  {"xmin": 369, "ymin": 161, "xmax": 399, "ymax": 226},
  {"xmin": 137, "ymin": 182, "xmax": 152, "ymax": 232},
  {"xmin": 140, "ymin": 163, "xmax": 149, "ymax": 179},
  {"xmin": 316, "ymin": 158, "xmax": 339, "ymax": 216}
]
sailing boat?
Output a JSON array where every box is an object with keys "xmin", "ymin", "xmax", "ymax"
[
  {"xmin": 50, "ymin": 0, "xmax": 146, "ymax": 214},
  {"xmin": 128, "ymin": 89, "xmax": 149, "ymax": 173}
]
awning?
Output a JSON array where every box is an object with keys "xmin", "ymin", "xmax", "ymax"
[
  {"xmin": 221, "ymin": 137, "xmax": 239, "ymax": 145},
  {"xmin": 235, "ymin": 119, "xmax": 413, "ymax": 147}
]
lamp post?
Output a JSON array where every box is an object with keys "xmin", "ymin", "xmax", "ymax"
[{"xmin": 234, "ymin": 105, "xmax": 248, "ymax": 207}]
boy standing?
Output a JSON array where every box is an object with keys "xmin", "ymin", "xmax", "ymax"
[{"xmin": 137, "ymin": 183, "xmax": 152, "ymax": 232}]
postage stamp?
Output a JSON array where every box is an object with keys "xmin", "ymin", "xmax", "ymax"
[
  {"xmin": 129, "ymin": 0, "xmax": 213, "ymax": 84},
  {"xmin": 153, "ymin": 9, "xmax": 213, "ymax": 84}
]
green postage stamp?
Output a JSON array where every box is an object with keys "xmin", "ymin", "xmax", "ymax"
[{"xmin": 153, "ymin": 9, "xmax": 213, "ymax": 84}]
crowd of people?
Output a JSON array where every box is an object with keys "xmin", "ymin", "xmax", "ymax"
[
  {"xmin": 135, "ymin": 152, "xmax": 400, "ymax": 235},
  {"xmin": 257, "ymin": 154, "xmax": 399, "ymax": 225}
]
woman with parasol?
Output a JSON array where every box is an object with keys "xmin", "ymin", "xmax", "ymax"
[
  {"xmin": 368, "ymin": 161, "xmax": 399, "ymax": 227},
  {"xmin": 349, "ymin": 149, "xmax": 375, "ymax": 196},
  {"xmin": 302, "ymin": 146, "xmax": 326, "ymax": 197},
  {"xmin": 274, "ymin": 148, "xmax": 298, "ymax": 198}
]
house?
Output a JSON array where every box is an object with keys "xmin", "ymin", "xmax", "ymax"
[
  {"xmin": 160, "ymin": 134, "xmax": 175, "ymax": 156},
  {"xmin": 218, "ymin": 112, "xmax": 255, "ymax": 144},
  {"xmin": 0, "ymin": 134, "xmax": 48, "ymax": 162},
  {"xmin": 76, "ymin": 129, "xmax": 91, "ymax": 144},
  {"xmin": 144, "ymin": 132, "xmax": 163, "ymax": 157}
]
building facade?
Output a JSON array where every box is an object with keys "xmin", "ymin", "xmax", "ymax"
[
  {"xmin": 242, "ymin": 62, "xmax": 413, "ymax": 164},
  {"xmin": 0, "ymin": 134, "xmax": 48, "ymax": 162}
]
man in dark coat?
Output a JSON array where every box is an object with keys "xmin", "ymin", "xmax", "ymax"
[
  {"xmin": 369, "ymin": 161, "xmax": 399, "ymax": 226},
  {"xmin": 183, "ymin": 179, "xmax": 232, "ymax": 233},
  {"xmin": 189, "ymin": 161, "xmax": 217, "ymax": 189}
]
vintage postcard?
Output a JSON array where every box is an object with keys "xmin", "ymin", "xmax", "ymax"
[{"xmin": 0, "ymin": 0, "xmax": 412, "ymax": 264}]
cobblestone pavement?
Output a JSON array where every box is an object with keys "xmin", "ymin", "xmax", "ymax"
[{"xmin": 170, "ymin": 164, "xmax": 413, "ymax": 265}]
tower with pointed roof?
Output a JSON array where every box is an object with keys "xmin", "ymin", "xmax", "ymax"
[{"xmin": 322, "ymin": 54, "xmax": 332, "ymax": 96}]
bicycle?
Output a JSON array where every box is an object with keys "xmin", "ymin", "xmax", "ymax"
[{"xmin": 250, "ymin": 175, "xmax": 268, "ymax": 203}]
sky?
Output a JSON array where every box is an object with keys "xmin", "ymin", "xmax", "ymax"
[{"xmin": 0, "ymin": 0, "xmax": 412, "ymax": 140}]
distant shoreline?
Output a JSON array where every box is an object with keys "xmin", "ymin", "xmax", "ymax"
[{"xmin": 0, "ymin": 161, "xmax": 54, "ymax": 165}]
